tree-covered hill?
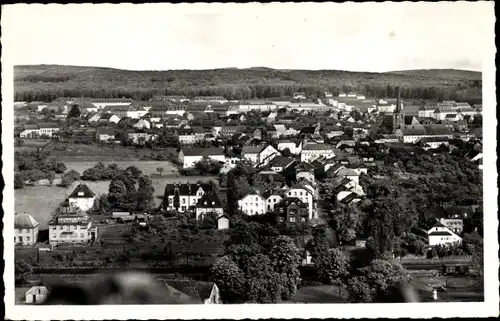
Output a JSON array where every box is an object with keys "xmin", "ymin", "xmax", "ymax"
[{"xmin": 14, "ymin": 64, "xmax": 482, "ymax": 104}]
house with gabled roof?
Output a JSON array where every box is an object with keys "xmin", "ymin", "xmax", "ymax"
[
  {"xmin": 284, "ymin": 182, "xmax": 315, "ymax": 219},
  {"xmin": 195, "ymin": 192, "xmax": 224, "ymax": 220},
  {"xmin": 301, "ymin": 143, "xmax": 335, "ymax": 163},
  {"xmin": 238, "ymin": 189, "xmax": 267, "ymax": 215},
  {"xmin": 275, "ymin": 197, "xmax": 309, "ymax": 224},
  {"xmin": 68, "ymin": 183, "xmax": 96, "ymax": 212},
  {"xmin": 161, "ymin": 279, "xmax": 222, "ymax": 304},
  {"xmin": 162, "ymin": 182, "xmax": 212, "ymax": 213},
  {"xmin": 418, "ymin": 221, "xmax": 462, "ymax": 246},
  {"xmin": 241, "ymin": 144, "xmax": 280, "ymax": 167}
]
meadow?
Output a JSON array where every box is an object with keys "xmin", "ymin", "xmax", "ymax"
[{"xmin": 15, "ymin": 159, "xmax": 217, "ymax": 229}]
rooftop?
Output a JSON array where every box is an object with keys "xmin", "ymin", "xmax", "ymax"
[{"xmin": 15, "ymin": 213, "xmax": 39, "ymax": 229}]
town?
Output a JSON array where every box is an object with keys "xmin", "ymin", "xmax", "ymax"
[{"xmin": 14, "ymin": 87, "xmax": 484, "ymax": 304}]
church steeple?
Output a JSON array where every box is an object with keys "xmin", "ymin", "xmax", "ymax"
[{"xmin": 393, "ymin": 86, "xmax": 404, "ymax": 132}]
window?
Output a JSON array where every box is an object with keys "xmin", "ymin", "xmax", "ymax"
[
  {"xmin": 27, "ymin": 236, "xmax": 30, "ymax": 242},
  {"xmin": 294, "ymin": 192, "xmax": 297, "ymax": 196},
  {"xmin": 19, "ymin": 236, "xmax": 23, "ymax": 242},
  {"xmin": 290, "ymin": 217, "xmax": 296, "ymax": 222},
  {"xmin": 182, "ymin": 199, "xmax": 186, "ymax": 204},
  {"xmin": 300, "ymin": 192, "xmax": 303, "ymax": 196}
]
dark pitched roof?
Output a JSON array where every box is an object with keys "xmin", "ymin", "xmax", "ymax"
[
  {"xmin": 181, "ymin": 147, "xmax": 224, "ymax": 157},
  {"xmin": 429, "ymin": 231, "xmax": 453, "ymax": 236},
  {"xmin": 269, "ymin": 156, "xmax": 296, "ymax": 168},
  {"xmin": 68, "ymin": 183, "xmax": 95, "ymax": 199},
  {"xmin": 276, "ymin": 197, "xmax": 307, "ymax": 209},
  {"xmin": 196, "ymin": 192, "xmax": 223, "ymax": 208},
  {"xmin": 164, "ymin": 183, "xmax": 212, "ymax": 196}
]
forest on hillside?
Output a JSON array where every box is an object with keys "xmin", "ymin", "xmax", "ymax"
[{"xmin": 14, "ymin": 65, "xmax": 482, "ymax": 104}]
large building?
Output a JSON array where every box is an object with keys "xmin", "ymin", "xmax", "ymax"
[
  {"xmin": 162, "ymin": 183, "xmax": 212, "ymax": 213},
  {"xmin": 14, "ymin": 213, "xmax": 39, "ymax": 245},
  {"xmin": 48, "ymin": 206, "xmax": 97, "ymax": 246},
  {"xmin": 195, "ymin": 192, "xmax": 224, "ymax": 220}
]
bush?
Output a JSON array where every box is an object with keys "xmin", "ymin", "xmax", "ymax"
[
  {"xmin": 14, "ymin": 172, "xmax": 25, "ymax": 189},
  {"xmin": 61, "ymin": 169, "xmax": 81, "ymax": 187}
]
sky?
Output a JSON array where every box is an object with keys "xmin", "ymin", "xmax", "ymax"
[{"xmin": 2, "ymin": 2, "xmax": 495, "ymax": 72}]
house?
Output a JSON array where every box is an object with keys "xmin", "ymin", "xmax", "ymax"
[
  {"xmin": 293, "ymin": 92, "xmax": 307, "ymax": 99},
  {"xmin": 103, "ymin": 105, "xmax": 131, "ymax": 118},
  {"xmin": 178, "ymin": 147, "xmax": 225, "ymax": 169},
  {"xmin": 220, "ymin": 126, "xmax": 243, "ymax": 138},
  {"xmin": 335, "ymin": 168, "xmax": 360, "ymax": 184},
  {"xmin": 238, "ymin": 191, "xmax": 266, "ymax": 215},
  {"xmin": 263, "ymin": 190, "xmax": 284, "ymax": 212},
  {"xmin": 151, "ymin": 95, "xmax": 189, "ymax": 103},
  {"xmin": 88, "ymin": 113, "xmax": 102, "ymax": 123},
  {"xmin": 423, "ymin": 222, "xmax": 462, "ymax": 246},
  {"xmin": 178, "ymin": 127, "xmax": 205, "ymax": 144},
  {"xmin": 14, "ymin": 213, "xmax": 39, "ymax": 245},
  {"xmin": 162, "ymin": 183, "xmax": 212, "ymax": 212},
  {"xmin": 24, "ymin": 286, "xmax": 50, "ymax": 304},
  {"xmin": 68, "ymin": 183, "xmax": 96, "ymax": 212},
  {"xmin": 98, "ymin": 113, "xmax": 121, "ymax": 124},
  {"xmin": 19, "ymin": 124, "xmax": 41, "ymax": 138},
  {"xmin": 267, "ymin": 156, "xmax": 296, "ymax": 173},
  {"xmin": 301, "ymin": 143, "xmax": 335, "ymax": 163},
  {"xmin": 128, "ymin": 131, "xmax": 156, "ymax": 144},
  {"xmin": 278, "ymin": 139, "xmax": 302, "ymax": 155},
  {"xmin": 325, "ymin": 92, "xmax": 333, "ymax": 98},
  {"xmin": 195, "ymin": 192, "xmax": 224, "ymax": 220},
  {"xmin": 284, "ymin": 183, "xmax": 315, "ymax": 219},
  {"xmin": 19, "ymin": 123, "xmax": 61, "ymax": 138},
  {"xmin": 217, "ymin": 215, "xmax": 230, "ymax": 230},
  {"xmin": 132, "ymin": 119, "xmax": 151, "ymax": 129},
  {"xmin": 275, "ymin": 197, "xmax": 309, "ymax": 224},
  {"xmin": 162, "ymin": 280, "xmax": 222, "ymax": 304},
  {"xmin": 296, "ymin": 168, "xmax": 315, "ymax": 185},
  {"xmin": 95, "ymin": 127, "xmax": 116, "ymax": 142},
  {"xmin": 241, "ymin": 144, "xmax": 280, "ymax": 167},
  {"xmin": 193, "ymin": 96, "xmax": 228, "ymax": 104},
  {"xmin": 48, "ymin": 206, "xmax": 97, "ymax": 246},
  {"xmin": 127, "ymin": 106, "xmax": 149, "ymax": 119}
]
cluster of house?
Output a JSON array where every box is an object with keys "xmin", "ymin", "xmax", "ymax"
[{"xmin": 14, "ymin": 183, "xmax": 99, "ymax": 246}]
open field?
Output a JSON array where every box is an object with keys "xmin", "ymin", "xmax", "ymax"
[
  {"xmin": 286, "ymin": 284, "xmax": 347, "ymax": 303},
  {"xmin": 14, "ymin": 139, "xmax": 49, "ymax": 152},
  {"xmin": 15, "ymin": 173, "xmax": 218, "ymax": 229},
  {"xmin": 63, "ymin": 160, "xmax": 179, "ymax": 176}
]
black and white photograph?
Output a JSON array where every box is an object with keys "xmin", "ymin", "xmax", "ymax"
[{"xmin": 2, "ymin": 2, "xmax": 498, "ymax": 319}]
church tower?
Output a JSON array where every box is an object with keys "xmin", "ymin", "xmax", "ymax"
[{"xmin": 392, "ymin": 86, "xmax": 404, "ymax": 132}]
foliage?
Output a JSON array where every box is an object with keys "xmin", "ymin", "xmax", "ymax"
[
  {"xmin": 305, "ymin": 225, "xmax": 330, "ymax": 262},
  {"xmin": 25, "ymin": 169, "xmax": 47, "ymax": 185},
  {"xmin": 15, "ymin": 65, "xmax": 482, "ymax": 104},
  {"xmin": 14, "ymin": 172, "xmax": 25, "ymax": 189},
  {"xmin": 61, "ymin": 169, "xmax": 81, "ymax": 187},
  {"xmin": 317, "ymin": 248, "xmax": 350, "ymax": 285},
  {"xmin": 210, "ymin": 256, "xmax": 246, "ymax": 303},
  {"xmin": 347, "ymin": 276, "xmax": 373, "ymax": 303},
  {"xmin": 46, "ymin": 171, "xmax": 56, "ymax": 186},
  {"xmin": 68, "ymin": 104, "xmax": 81, "ymax": 118},
  {"xmin": 156, "ymin": 167, "xmax": 164, "ymax": 176},
  {"xmin": 268, "ymin": 236, "xmax": 302, "ymax": 299}
]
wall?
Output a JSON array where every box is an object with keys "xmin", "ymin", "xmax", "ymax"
[
  {"xmin": 15, "ymin": 227, "xmax": 39, "ymax": 245},
  {"xmin": 49, "ymin": 223, "xmax": 91, "ymax": 245},
  {"xmin": 68, "ymin": 197, "xmax": 95, "ymax": 212}
]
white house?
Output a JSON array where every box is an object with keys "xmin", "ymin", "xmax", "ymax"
[
  {"xmin": 296, "ymin": 168, "xmax": 316, "ymax": 185},
  {"xmin": 25, "ymin": 286, "xmax": 49, "ymax": 304},
  {"xmin": 127, "ymin": 107, "xmax": 149, "ymax": 119},
  {"xmin": 48, "ymin": 206, "xmax": 97, "ymax": 246},
  {"xmin": 425, "ymin": 223, "xmax": 462, "ymax": 246},
  {"xmin": 19, "ymin": 123, "xmax": 60, "ymax": 138},
  {"xmin": 241, "ymin": 145, "xmax": 280, "ymax": 167},
  {"xmin": 418, "ymin": 106, "xmax": 436, "ymax": 118},
  {"xmin": 277, "ymin": 140, "xmax": 302, "ymax": 155},
  {"xmin": 163, "ymin": 183, "xmax": 211, "ymax": 213},
  {"xmin": 293, "ymin": 92, "xmax": 306, "ymax": 99},
  {"xmin": 217, "ymin": 215, "xmax": 230, "ymax": 230},
  {"xmin": 238, "ymin": 193, "xmax": 266, "ymax": 215},
  {"xmin": 178, "ymin": 147, "xmax": 225, "ymax": 169},
  {"xmin": 335, "ymin": 168, "xmax": 360, "ymax": 184},
  {"xmin": 132, "ymin": 119, "xmax": 151, "ymax": 129},
  {"xmin": 284, "ymin": 183, "xmax": 315, "ymax": 219},
  {"xmin": 301, "ymin": 143, "xmax": 335, "ymax": 163},
  {"xmin": 14, "ymin": 213, "xmax": 39, "ymax": 245},
  {"xmin": 68, "ymin": 183, "xmax": 96, "ymax": 212},
  {"xmin": 88, "ymin": 113, "xmax": 101, "ymax": 123},
  {"xmin": 264, "ymin": 191, "xmax": 283, "ymax": 213}
]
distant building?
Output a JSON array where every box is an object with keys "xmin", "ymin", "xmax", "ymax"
[
  {"xmin": 95, "ymin": 127, "xmax": 116, "ymax": 142},
  {"xmin": 19, "ymin": 123, "xmax": 60, "ymax": 138},
  {"xmin": 241, "ymin": 144, "xmax": 280, "ymax": 166},
  {"xmin": 14, "ymin": 213, "xmax": 39, "ymax": 245},
  {"xmin": 68, "ymin": 183, "xmax": 96, "ymax": 212},
  {"xmin": 178, "ymin": 147, "xmax": 225, "ymax": 169},
  {"xmin": 195, "ymin": 192, "xmax": 224, "ymax": 220},
  {"xmin": 300, "ymin": 143, "xmax": 335, "ymax": 163},
  {"xmin": 217, "ymin": 215, "xmax": 230, "ymax": 230},
  {"xmin": 238, "ymin": 191, "xmax": 266, "ymax": 215},
  {"xmin": 162, "ymin": 183, "xmax": 212, "ymax": 213},
  {"xmin": 293, "ymin": 92, "xmax": 307, "ymax": 100}
]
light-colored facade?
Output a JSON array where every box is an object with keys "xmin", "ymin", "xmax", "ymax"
[
  {"xmin": 68, "ymin": 183, "xmax": 96, "ymax": 212},
  {"xmin": 426, "ymin": 226, "xmax": 462, "ymax": 246},
  {"xmin": 284, "ymin": 187, "xmax": 314, "ymax": 219},
  {"xmin": 25, "ymin": 286, "xmax": 49, "ymax": 304},
  {"xmin": 178, "ymin": 148, "xmax": 226, "ymax": 169},
  {"xmin": 300, "ymin": 144, "xmax": 335, "ymax": 163},
  {"xmin": 238, "ymin": 194, "xmax": 266, "ymax": 215},
  {"xmin": 48, "ymin": 207, "xmax": 96, "ymax": 246},
  {"xmin": 14, "ymin": 213, "xmax": 39, "ymax": 245},
  {"xmin": 265, "ymin": 194, "xmax": 283, "ymax": 212}
]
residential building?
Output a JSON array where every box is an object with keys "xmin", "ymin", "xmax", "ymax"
[
  {"xmin": 264, "ymin": 190, "xmax": 284, "ymax": 212},
  {"xmin": 25, "ymin": 286, "xmax": 49, "ymax": 304},
  {"xmin": 277, "ymin": 139, "xmax": 302, "ymax": 155},
  {"xmin": 267, "ymin": 156, "xmax": 296, "ymax": 172},
  {"xmin": 275, "ymin": 197, "xmax": 309, "ymax": 223},
  {"xmin": 195, "ymin": 192, "xmax": 224, "ymax": 220},
  {"xmin": 163, "ymin": 183, "xmax": 212, "ymax": 213},
  {"xmin": 296, "ymin": 168, "xmax": 315, "ymax": 185},
  {"xmin": 193, "ymin": 96, "xmax": 228, "ymax": 104},
  {"xmin": 132, "ymin": 119, "xmax": 151, "ymax": 129},
  {"xmin": 14, "ymin": 213, "xmax": 39, "ymax": 245},
  {"xmin": 424, "ymin": 222, "xmax": 462, "ymax": 246},
  {"xmin": 95, "ymin": 127, "xmax": 116, "ymax": 142},
  {"xmin": 217, "ymin": 215, "xmax": 230, "ymax": 230},
  {"xmin": 151, "ymin": 95, "xmax": 189, "ymax": 103},
  {"xmin": 238, "ymin": 192, "xmax": 266, "ymax": 215},
  {"xmin": 68, "ymin": 183, "xmax": 96, "ymax": 212},
  {"xmin": 88, "ymin": 113, "xmax": 101, "ymax": 123},
  {"xmin": 98, "ymin": 113, "xmax": 121, "ymax": 124},
  {"xmin": 238, "ymin": 100, "xmax": 277, "ymax": 112},
  {"xmin": 284, "ymin": 183, "xmax": 315, "ymax": 219},
  {"xmin": 48, "ymin": 206, "xmax": 97, "ymax": 246},
  {"xmin": 178, "ymin": 147, "xmax": 225, "ymax": 169},
  {"xmin": 19, "ymin": 123, "xmax": 60, "ymax": 138},
  {"xmin": 128, "ymin": 131, "xmax": 156, "ymax": 144},
  {"xmin": 178, "ymin": 127, "xmax": 205, "ymax": 144},
  {"xmin": 103, "ymin": 105, "xmax": 131, "ymax": 118},
  {"xmin": 241, "ymin": 144, "xmax": 280, "ymax": 166},
  {"xmin": 293, "ymin": 92, "xmax": 306, "ymax": 99},
  {"xmin": 301, "ymin": 143, "xmax": 335, "ymax": 163},
  {"xmin": 418, "ymin": 106, "xmax": 437, "ymax": 118}
]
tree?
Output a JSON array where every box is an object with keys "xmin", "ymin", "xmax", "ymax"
[
  {"xmin": 246, "ymin": 254, "xmax": 283, "ymax": 303},
  {"xmin": 109, "ymin": 179, "xmax": 127, "ymax": 195},
  {"xmin": 173, "ymin": 189, "xmax": 180, "ymax": 212},
  {"xmin": 15, "ymin": 259, "xmax": 34, "ymax": 286},
  {"xmin": 136, "ymin": 175, "xmax": 155, "ymax": 211},
  {"xmin": 126, "ymin": 166, "xmax": 143, "ymax": 180},
  {"xmin": 156, "ymin": 167, "xmax": 164, "ymax": 176},
  {"xmin": 347, "ymin": 276, "xmax": 373, "ymax": 303},
  {"xmin": 82, "ymin": 168, "xmax": 101, "ymax": 181},
  {"xmin": 227, "ymin": 243, "xmax": 262, "ymax": 273},
  {"xmin": 281, "ymin": 148, "xmax": 292, "ymax": 157},
  {"xmin": 61, "ymin": 169, "xmax": 81, "ymax": 187},
  {"xmin": 14, "ymin": 172, "xmax": 25, "ymax": 189},
  {"xmin": 46, "ymin": 171, "xmax": 56, "ymax": 186},
  {"xmin": 317, "ymin": 248, "xmax": 350, "ymax": 285},
  {"xmin": 268, "ymin": 236, "xmax": 301, "ymax": 300},
  {"xmin": 68, "ymin": 104, "xmax": 81, "ymax": 118},
  {"xmin": 26, "ymin": 169, "xmax": 46, "ymax": 185},
  {"xmin": 305, "ymin": 225, "xmax": 330, "ymax": 262},
  {"xmin": 210, "ymin": 256, "xmax": 247, "ymax": 303}
]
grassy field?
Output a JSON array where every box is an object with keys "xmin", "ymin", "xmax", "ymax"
[
  {"xmin": 286, "ymin": 284, "xmax": 348, "ymax": 303},
  {"xmin": 15, "ymin": 172, "xmax": 218, "ymax": 230}
]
